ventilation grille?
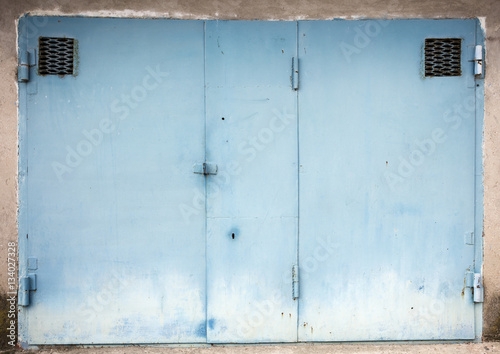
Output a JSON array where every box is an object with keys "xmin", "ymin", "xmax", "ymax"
[
  {"xmin": 425, "ymin": 38, "xmax": 461, "ymax": 77},
  {"xmin": 39, "ymin": 37, "xmax": 75, "ymax": 75}
]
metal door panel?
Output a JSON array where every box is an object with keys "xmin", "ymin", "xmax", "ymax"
[
  {"xmin": 205, "ymin": 21, "xmax": 298, "ymax": 343},
  {"xmin": 19, "ymin": 17, "xmax": 207, "ymax": 344},
  {"xmin": 18, "ymin": 17, "xmax": 482, "ymax": 345},
  {"xmin": 207, "ymin": 218, "xmax": 298, "ymax": 342},
  {"xmin": 297, "ymin": 19, "xmax": 477, "ymax": 341}
]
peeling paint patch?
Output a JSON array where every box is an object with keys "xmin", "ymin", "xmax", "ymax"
[{"xmin": 479, "ymin": 16, "xmax": 486, "ymax": 36}]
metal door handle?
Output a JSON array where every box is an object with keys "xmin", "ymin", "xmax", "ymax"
[{"xmin": 193, "ymin": 162, "xmax": 218, "ymax": 175}]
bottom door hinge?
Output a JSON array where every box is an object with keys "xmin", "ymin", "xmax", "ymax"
[
  {"xmin": 19, "ymin": 257, "xmax": 38, "ymax": 307},
  {"xmin": 292, "ymin": 264, "xmax": 299, "ymax": 299},
  {"xmin": 18, "ymin": 274, "xmax": 36, "ymax": 307},
  {"xmin": 465, "ymin": 271, "xmax": 483, "ymax": 303}
]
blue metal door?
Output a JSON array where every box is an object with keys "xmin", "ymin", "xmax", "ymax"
[
  {"xmin": 18, "ymin": 17, "xmax": 482, "ymax": 345},
  {"xmin": 18, "ymin": 17, "xmax": 207, "ymax": 344},
  {"xmin": 205, "ymin": 21, "xmax": 299, "ymax": 343},
  {"xmin": 297, "ymin": 19, "xmax": 481, "ymax": 340}
]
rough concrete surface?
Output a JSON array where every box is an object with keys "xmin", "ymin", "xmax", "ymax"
[
  {"xmin": 1, "ymin": 0, "xmax": 500, "ymax": 347},
  {"xmin": 12, "ymin": 342, "xmax": 500, "ymax": 353}
]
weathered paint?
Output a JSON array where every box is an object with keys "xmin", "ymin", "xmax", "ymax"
[
  {"xmin": 297, "ymin": 19, "xmax": 482, "ymax": 341},
  {"xmin": 18, "ymin": 16, "xmax": 484, "ymax": 345},
  {"xmin": 18, "ymin": 16, "xmax": 208, "ymax": 344},
  {"xmin": 204, "ymin": 21, "xmax": 299, "ymax": 343}
]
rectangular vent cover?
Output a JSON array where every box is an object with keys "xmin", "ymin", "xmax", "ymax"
[
  {"xmin": 425, "ymin": 38, "xmax": 461, "ymax": 77},
  {"xmin": 39, "ymin": 37, "xmax": 75, "ymax": 75}
]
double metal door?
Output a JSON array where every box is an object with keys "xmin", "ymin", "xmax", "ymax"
[{"xmin": 18, "ymin": 17, "xmax": 481, "ymax": 345}]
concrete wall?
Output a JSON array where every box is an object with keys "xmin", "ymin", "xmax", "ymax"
[{"xmin": 1, "ymin": 0, "xmax": 499, "ymax": 342}]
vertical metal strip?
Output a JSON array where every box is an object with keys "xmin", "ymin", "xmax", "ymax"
[
  {"xmin": 473, "ymin": 17, "xmax": 485, "ymax": 341},
  {"xmin": 17, "ymin": 15, "xmax": 30, "ymax": 347},
  {"xmin": 203, "ymin": 20, "xmax": 209, "ymax": 343},
  {"xmin": 292, "ymin": 264, "xmax": 299, "ymax": 299},
  {"xmin": 292, "ymin": 57, "xmax": 299, "ymax": 90},
  {"xmin": 295, "ymin": 20, "xmax": 300, "ymax": 342}
]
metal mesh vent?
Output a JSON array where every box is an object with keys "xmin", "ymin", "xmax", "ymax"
[
  {"xmin": 39, "ymin": 37, "xmax": 75, "ymax": 75},
  {"xmin": 425, "ymin": 38, "xmax": 461, "ymax": 77}
]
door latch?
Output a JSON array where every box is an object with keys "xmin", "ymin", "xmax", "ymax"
[{"xmin": 193, "ymin": 162, "xmax": 218, "ymax": 175}]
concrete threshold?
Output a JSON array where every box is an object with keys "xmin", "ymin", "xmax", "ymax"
[{"xmin": 20, "ymin": 342, "xmax": 500, "ymax": 354}]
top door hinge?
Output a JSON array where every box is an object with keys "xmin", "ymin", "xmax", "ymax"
[
  {"xmin": 18, "ymin": 49, "xmax": 36, "ymax": 83},
  {"xmin": 18, "ymin": 50, "xmax": 30, "ymax": 82},
  {"xmin": 292, "ymin": 57, "xmax": 299, "ymax": 91},
  {"xmin": 474, "ymin": 45, "xmax": 484, "ymax": 78}
]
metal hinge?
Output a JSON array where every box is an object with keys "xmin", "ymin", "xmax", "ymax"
[
  {"xmin": 18, "ymin": 50, "xmax": 30, "ymax": 82},
  {"xmin": 292, "ymin": 57, "xmax": 299, "ymax": 91},
  {"xmin": 193, "ymin": 162, "xmax": 218, "ymax": 176},
  {"xmin": 474, "ymin": 45, "xmax": 484, "ymax": 78},
  {"xmin": 465, "ymin": 271, "xmax": 483, "ymax": 303},
  {"xmin": 292, "ymin": 264, "xmax": 299, "ymax": 299},
  {"xmin": 18, "ymin": 257, "xmax": 38, "ymax": 307},
  {"xmin": 17, "ymin": 49, "xmax": 36, "ymax": 83}
]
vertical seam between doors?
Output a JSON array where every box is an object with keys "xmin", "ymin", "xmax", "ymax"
[{"xmin": 203, "ymin": 20, "xmax": 209, "ymax": 344}]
